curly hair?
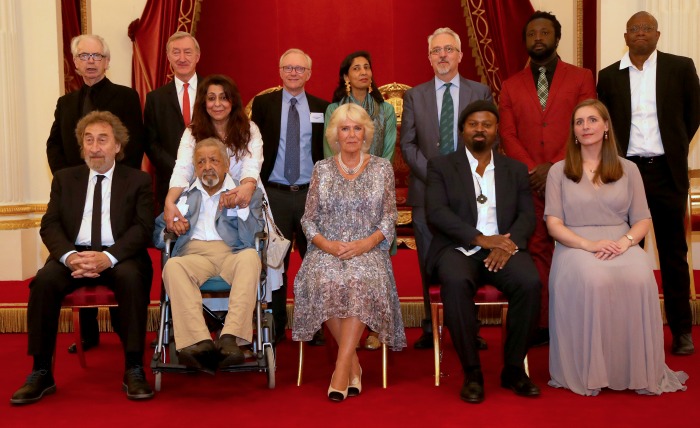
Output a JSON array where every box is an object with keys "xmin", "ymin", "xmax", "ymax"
[{"xmin": 75, "ymin": 110, "xmax": 128, "ymax": 161}]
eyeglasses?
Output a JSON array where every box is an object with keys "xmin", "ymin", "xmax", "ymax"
[
  {"xmin": 280, "ymin": 65, "xmax": 308, "ymax": 74},
  {"xmin": 626, "ymin": 25, "xmax": 656, "ymax": 34},
  {"xmin": 430, "ymin": 45, "xmax": 459, "ymax": 56},
  {"xmin": 76, "ymin": 53, "xmax": 106, "ymax": 61}
]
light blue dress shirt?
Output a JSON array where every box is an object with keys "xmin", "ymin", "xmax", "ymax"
[{"xmin": 269, "ymin": 90, "xmax": 314, "ymax": 185}]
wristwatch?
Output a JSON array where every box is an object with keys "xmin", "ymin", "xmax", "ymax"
[{"xmin": 624, "ymin": 234, "xmax": 634, "ymax": 244}]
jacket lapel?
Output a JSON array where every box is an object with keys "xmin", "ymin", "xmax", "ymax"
[
  {"xmin": 452, "ymin": 150, "xmax": 478, "ymax": 222},
  {"xmin": 166, "ymin": 80, "xmax": 185, "ymax": 127},
  {"xmin": 70, "ymin": 166, "xmax": 91, "ymax": 240},
  {"xmin": 109, "ymin": 164, "xmax": 126, "ymax": 236},
  {"xmin": 655, "ymin": 51, "xmax": 669, "ymax": 125},
  {"xmin": 545, "ymin": 61, "xmax": 569, "ymax": 114},
  {"xmin": 493, "ymin": 154, "xmax": 508, "ymax": 230}
]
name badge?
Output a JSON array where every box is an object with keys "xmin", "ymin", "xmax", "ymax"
[
  {"xmin": 310, "ymin": 112, "xmax": 324, "ymax": 123},
  {"xmin": 226, "ymin": 208, "xmax": 238, "ymax": 217}
]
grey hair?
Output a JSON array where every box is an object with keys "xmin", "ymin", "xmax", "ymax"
[
  {"xmin": 427, "ymin": 27, "xmax": 462, "ymax": 53},
  {"xmin": 279, "ymin": 48, "xmax": 312, "ymax": 70},
  {"xmin": 71, "ymin": 34, "xmax": 110, "ymax": 59},
  {"xmin": 166, "ymin": 31, "xmax": 200, "ymax": 53},
  {"xmin": 193, "ymin": 137, "xmax": 230, "ymax": 168}
]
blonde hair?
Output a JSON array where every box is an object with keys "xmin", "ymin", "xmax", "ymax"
[
  {"xmin": 279, "ymin": 48, "xmax": 312, "ymax": 69},
  {"xmin": 325, "ymin": 103, "xmax": 375, "ymax": 155},
  {"xmin": 166, "ymin": 31, "xmax": 200, "ymax": 53}
]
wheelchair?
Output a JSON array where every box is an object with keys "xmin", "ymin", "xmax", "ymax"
[{"xmin": 150, "ymin": 232, "xmax": 276, "ymax": 391}]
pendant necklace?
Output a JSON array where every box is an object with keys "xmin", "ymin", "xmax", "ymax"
[
  {"xmin": 475, "ymin": 179, "xmax": 488, "ymax": 204},
  {"xmin": 337, "ymin": 152, "xmax": 364, "ymax": 175}
]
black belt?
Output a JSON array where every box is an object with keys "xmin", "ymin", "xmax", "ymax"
[
  {"xmin": 75, "ymin": 245, "xmax": 110, "ymax": 252},
  {"xmin": 266, "ymin": 182, "xmax": 310, "ymax": 192},
  {"xmin": 627, "ymin": 155, "xmax": 665, "ymax": 164}
]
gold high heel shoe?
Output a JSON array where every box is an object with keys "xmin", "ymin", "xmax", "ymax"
[
  {"xmin": 328, "ymin": 372, "xmax": 348, "ymax": 402},
  {"xmin": 348, "ymin": 367, "xmax": 362, "ymax": 397}
]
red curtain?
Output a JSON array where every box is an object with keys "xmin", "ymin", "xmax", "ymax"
[
  {"xmin": 128, "ymin": 0, "xmax": 181, "ymax": 110},
  {"xmin": 463, "ymin": 0, "xmax": 535, "ymax": 102},
  {"xmin": 61, "ymin": 0, "xmax": 82, "ymax": 94}
]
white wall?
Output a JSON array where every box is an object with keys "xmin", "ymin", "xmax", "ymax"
[{"xmin": 531, "ymin": 0, "xmax": 577, "ymax": 65}]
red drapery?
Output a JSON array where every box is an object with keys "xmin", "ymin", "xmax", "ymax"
[
  {"xmin": 61, "ymin": 0, "xmax": 82, "ymax": 94},
  {"xmin": 463, "ymin": 0, "xmax": 535, "ymax": 102}
]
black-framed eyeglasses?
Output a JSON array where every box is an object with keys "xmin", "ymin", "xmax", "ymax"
[
  {"xmin": 77, "ymin": 53, "xmax": 106, "ymax": 61},
  {"xmin": 430, "ymin": 45, "xmax": 459, "ymax": 56},
  {"xmin": 626, "ymin": 25, "xmax": 656, "ymax": 34},
  {"xmin": 280, "ymin": 65, "xmax": 308, "ymax": 74}
]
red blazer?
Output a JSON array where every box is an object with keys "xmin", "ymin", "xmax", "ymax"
[{"xmin": 499, "ymin": 60, "xmax": 597, "ymax": 170}]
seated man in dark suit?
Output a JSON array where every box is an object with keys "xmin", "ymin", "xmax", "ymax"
[
  {"xmin": 11, "ymin": 111, "xmax": 154, "ymax": 405},
  {"xmin": 154, "ymin": 138, "xmax": 264, "ymax": 373},
  {"xmin": 425, "ymin": 100, "xmax": 541, "ymax": 403}
]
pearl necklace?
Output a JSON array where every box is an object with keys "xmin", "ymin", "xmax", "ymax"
[{"xmin": 337, "ymin": 152, "xmax": 364, "ymax": 175}]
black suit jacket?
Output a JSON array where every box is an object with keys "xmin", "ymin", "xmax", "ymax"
[
  {"xmin": 424, "ymin": 150, "xmax": 535, "ymax": 276},
  {"xmin": 597, "ymin": 51, "xmax": 700, "ymax": 192},
  {"xmin": 40, "ymin": 163, "xmax": 154, "ymax": 264},
  {"xmin": 250, "ymin": 89, "xmax": 329, "ymax": 183},
  {"xmin": 143, "ymin": 76, "xmax": 200, "ymax": 207},
  {"xmin": 46, "ymin": 77, "xmax": 145, "ymax": 173}
]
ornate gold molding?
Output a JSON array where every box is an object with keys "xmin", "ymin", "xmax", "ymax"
[
  {"xmin": 0, "ymin": 219, "xmax": 41, "ymax": 231},
  {"xmin": 0, "ymin": 204, "xmax": 47, "ymax": 216},
  {"xmin": 576, "ymin": 0, "xmax": 584, "ymax": 67},
  {"xmin": 463, "ymin": 0, "xmax": 500, "ymax": 99}
]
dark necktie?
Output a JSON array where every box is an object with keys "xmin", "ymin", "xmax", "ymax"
[
  {"xmin": 82, "ymin": 86, "xmax": 94, "ymax": 116},
  {"xmin": 439, "ymin": 83, "xmax": 454, "ymax": 155},
  {"xmin": 537, "ymin": 66, "xmax": 548, "ymax": 110},
  {"xmin": 91, "ymin": 175, "xmax": 105, "ymax": 251},
  {"xmin": 284, "ymin": 97, "xmax": 300, "ymax": 184},
  {"xmin": 182, "ymin": 82, "xmax": 191, "ymax": 127}
]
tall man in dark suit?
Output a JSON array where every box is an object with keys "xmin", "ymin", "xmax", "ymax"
[
  {"xmin": 499, "ymin": 11, "xmax": 597, "ymax": 344},
  {"xmin": 597, "ymin": 11, "xmax": 700, "ymax": 356},
  {"xmin": 11, "ymin": 112, "xmax": 154, "ymax": 405},
  {"xmin": 251, "ymin": 49, "xmax": 329, "ymax": 341},
  {"xmin": 144, "ymin": 31, "xmax": 200, "ymax": 214},
  {"xmin": 401, "ymin": 28, "xmax": 493, "ymax": 349},
  {"xmin": 46, "ymin": 34, "xmax": 146, "ymax": 353},
  {"xmin": 426, "ymin": 101, "xmax": 541, "ymax": 403}
]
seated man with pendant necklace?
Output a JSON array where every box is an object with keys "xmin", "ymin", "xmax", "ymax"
[{"xmin": 424, "ymin": 100, "xmax": 542, "ymax": 404}]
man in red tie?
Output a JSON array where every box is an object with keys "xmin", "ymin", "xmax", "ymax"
[{"xmin": 144, "ymin": 31, "xmax": 201, "ymax": 214}]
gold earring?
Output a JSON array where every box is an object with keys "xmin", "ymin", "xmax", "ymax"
[
  {"xmin": 604, "ymin": 131, "xmax": 609, "ymax": 140},
  {"xmin": 368, "ymin": 78, "xmax": 373, "ymax": 94},
  {"xmin": 575, "ymin": 137, "xmax": 579, "ymax": 144},
  {"xmin": 345, "ymin": 80, "xmax": 351, "ymax": 96}
]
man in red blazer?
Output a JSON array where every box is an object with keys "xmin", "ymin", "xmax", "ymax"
[{"xmin": 499, "ymin": 11, "xmax": 596, "ymax": 343}]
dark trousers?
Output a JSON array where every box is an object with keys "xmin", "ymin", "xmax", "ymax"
[
  {"xmin": 27, "ymin": 256, "xmax": 152, "ymax": 358},
  {"xmin": 435, "ymin": 249, "xmax": 540, "ymax": 372},
  {"xmin": 412, "ymin": 205, "xmax": 434, "ymax": 333},
  {"xmin": 266, "ymin": 186, "xmax": 309, "ymax": 337},
  {"xmin": 631, "ymin": 157, "xmax": 692, "ymax": 335}
]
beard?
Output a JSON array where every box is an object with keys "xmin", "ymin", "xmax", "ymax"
[
  {"xmin": 528, "ymin": 43, "xmax": 557, "ymax": 62},
  {"xmin": 201, "ymin": 171, "xmax": 220, "ymax": 188}
]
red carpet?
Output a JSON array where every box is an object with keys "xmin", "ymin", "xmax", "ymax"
[{"xmin": 2, "ymin": 326, "xmax": 697, "ymax": 427}]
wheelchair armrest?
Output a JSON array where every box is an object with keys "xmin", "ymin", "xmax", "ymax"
[
  {"xmin": 255, "ymin": 231, "xmax": 268, "ymax": 252},
  {"xmin": 163, "ymin": 231, "xmax": 177, "ymax": 258}
]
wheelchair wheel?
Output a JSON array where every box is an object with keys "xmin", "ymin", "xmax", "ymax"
[
  {"xmin": 154, "ymin": 372, "xmax": 162, "ymax": 392},
  {"xmin": 265, "ymin": 347, "xmax": 275, "ymax": 389}
]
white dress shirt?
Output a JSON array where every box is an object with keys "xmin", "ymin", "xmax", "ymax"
[
  {"xmin": 174, "ymin": 74, "xmax": 197, "ymax": 123},
  {"xmin": 60, "ymin": 162, "xmax": 118, "ymax": 266},
  {"xmin": 620, "ymin": 50, "xmax": 664, "ymax": 156},
  {"xmin": 189, "ymin": 174, "xmax": 237, "ymax": 242},
  {"xmin": 457, "ymin": 149, "xmax": 498, "ymax": 256}
]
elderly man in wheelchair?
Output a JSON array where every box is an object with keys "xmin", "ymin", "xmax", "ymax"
[{"xmin": 154, "ymin": 138, "xmax": 264, "ymax": 374}]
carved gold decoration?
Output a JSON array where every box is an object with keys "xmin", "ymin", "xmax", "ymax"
[
  {"xmin": 245, "ymin": 86, "xmax": 283, "ymax": 119},
  {"xmin": 576, "ymin": 0, "xmax": 583, "ymax": 67},
  {"xmin": 80, "ymin": 0, "xmax": 88, "ymax": 34},
  {"xmin": 397, "ymin": 209, "xmax": 412, "ymax": 226},
  {"xmin": 378, "ymin": 82, "xmax": 411, "ymax": 126},
  {"xmin": 0, "ymin": 204, "xmax": 47, "ymax": 216},
  {"xmin": 0, "ymin": 219, "xmax": 41, "ymax": 231},
  {"xmin": 397, "ymin": 237, "xmax": 416, "ymax": 250},
  {"xmin": 178, "ymin": 0, "xmax": 202, "ymax": 35},
  {"xmin": 463, "ymin": 0, "xmax": 500, "ymax": 100}
]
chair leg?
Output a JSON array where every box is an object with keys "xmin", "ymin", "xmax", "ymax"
[
  {"xmin": 382, "ymin": 343, "xmax": 387, "ymax": 389},
  {"xmin": 431, "ymin": 302, "xmax": 441, "ymax": 386},
  {"xmin": 73, "ymin": 308, "xmax": 86, "ymax": 368},
  {"xmin": 297, "ymin": 341, "xmax": 304, "ymax": 386}
]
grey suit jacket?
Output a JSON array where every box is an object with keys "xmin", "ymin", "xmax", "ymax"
[{"xmin": 400, "ymin": 75, "xmax": 493, "ymax": 206}]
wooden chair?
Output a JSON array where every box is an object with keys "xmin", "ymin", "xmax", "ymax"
[
  {"xmin": 297, "ymin": 329, "xmax": 388, "ymax": 388},
  {"xmin": 59, "ymin": 285, "xmax": 118, "ymax": 368},
  {"xmin": 429, "ymin": 284, "xmax": 528, "ymax": 386}
]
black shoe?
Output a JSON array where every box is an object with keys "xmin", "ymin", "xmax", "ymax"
[
  {"xmin": 460, "ymin": 369, "xmax": 484, "ymax": 404},
  {"xmin": 413, "ymin": 331, "xmax": 434, "ymax": 349},
  {"xmin": 122, "ymin": 366, "xmax": 154, "ymax": 400},
  {"xmin": 67, "ymin": 338, "xmax": 99, "ymax": 354},
  {"xmin": 531, "ymin": 328, "xmax": 550, "ymax": 347},
  {"xmin": 308, "ymin": 329, "xmax": 326, "ymax": 346},
  {"xmin": 477, "ymin": 335, "xmax": 488, "ymax": 350},
  {"xmin": 671, "ymin": 333, "xmax": 695, "ymax": 355},
  {"xmin": 501, "ymin": 366, "xmax": 540, "ymax": 397},
  {"xmin": 10, "ymin": 370, "xmax": 56, "ymax": 405},
  {"xmin": 177, "ymin": 339, "xmax": 217, "ymax": 374},
  {"xmin": 217, "ymin": 334, "xmax": 245, "ymax": 367}
]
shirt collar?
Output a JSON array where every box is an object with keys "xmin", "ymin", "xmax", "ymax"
[
  {"xmin": 282, "ymin": 89, "xmax": 307, "ymax": 104},
  {"xmin": 434, "ymin": 74, "xmax": 461, "ymax": 91},
  {"xmin": 620, "ymin": 49, "xmax": 658, "ymax": 71},
  {"xmin": 174, "ymin": 74, "xmax": 197, "ymax": 92},
  {"xmin": 465, "ymin": 148, "xmax": 495, "ymax": 173},
  {"xmin": 89, "ymin": 161, "xmax": 116, "ymax": 182},
  {"xmin": 530, "ymin": 56, "xmax": 558, "ymax": 74},
  {"xmin": 190, "ymin": 173, "xmax": 236, "ymax": 197}
]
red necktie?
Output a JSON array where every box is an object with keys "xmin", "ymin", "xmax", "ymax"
[{"xmin": 182, "ymin": 82, "xmax": 191, "ymax": 127}]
